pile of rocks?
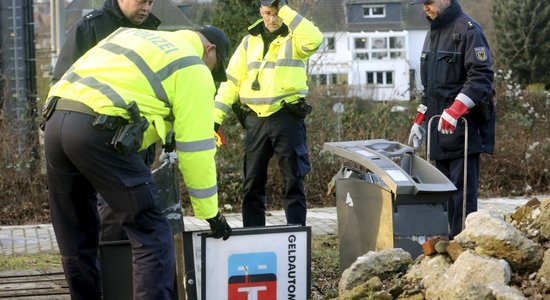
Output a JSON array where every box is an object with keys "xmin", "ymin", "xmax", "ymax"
[{"xmin": 337, "ymin": 197, "xmax": 550, "ymax": 299}]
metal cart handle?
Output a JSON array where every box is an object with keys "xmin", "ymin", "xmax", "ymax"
[{"xmin": 426, "ymin": 115, "xmax": 469, "ymax": 230}]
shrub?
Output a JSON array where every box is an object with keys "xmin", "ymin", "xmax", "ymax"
[{"xmin": 1, "ymin": 71, "xmax": 549, "ymax": 223}]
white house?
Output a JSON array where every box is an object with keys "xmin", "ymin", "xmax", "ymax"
[{"xmin": 305, "ymin": 0, "xmax": 429, "ymax": 101}]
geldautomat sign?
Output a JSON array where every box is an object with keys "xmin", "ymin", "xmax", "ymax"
[{"xmin": 183, "ymin": 226, "xmax": 311, "ymax": 300}]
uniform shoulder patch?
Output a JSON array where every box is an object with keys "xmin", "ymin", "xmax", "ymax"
[
  {"xmin": 83, "ymin": 9, "xmax": 103, "ymax": 21},
  {"xmin": 474, "ymin": 47, "xmax": 488, "ymax": 61}
]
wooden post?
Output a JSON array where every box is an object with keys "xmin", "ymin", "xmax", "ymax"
[{"xmin": 173, "ymin": 232, "xmax": 186, "ymax": 300}]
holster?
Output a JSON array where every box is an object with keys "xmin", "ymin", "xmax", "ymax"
[
  {"xmin": 470, "ymin": 95, "xmax": 494, "ymax": 124},
  {"xmin": 281, "ymin": 98, "xmax": 312, "ymax": 118},
  {"xmin": 111, "ymin": 119, "xmax": 149, "ymax": 154},
  {"xmin": 39, "ymin": 96, "xmax": 59, "ymax": 131},
  {"xmin": 110, "ymin": 101, "xmax": 149, "ymax": 155},
  {"xmin": 231, "ymin": 99, "xmax": 251, "ymax": 128}
]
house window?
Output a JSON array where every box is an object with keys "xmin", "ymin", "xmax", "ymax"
[
  {"xmin": 362, "ymin": 5, "xmax": 385, "ymax": 18},
  {"xmin": 353, "ymin": 35, "xmax": 406, "ymax": 61},
  {"xmin": 310, "ymin": 73, "xmax": 348, "ymax": 86},
  {"xmin": 354, "ymin": 37, "xmax": 369, "ymax": 60},
  {"xmin": 366, "ymin": 71, "xmax": 394, "ymax": 86},
  {"xmin": 354, "ymin": 38, "xmax": 367, "ymax": 49},
  {"xmin": 322, "ymin": 37, "xmax": 335, "ymax": 52}
]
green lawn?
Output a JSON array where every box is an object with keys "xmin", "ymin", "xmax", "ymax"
[{"xmin": 0, "ymin": 252, "xmax": 62, "ymax": 272}]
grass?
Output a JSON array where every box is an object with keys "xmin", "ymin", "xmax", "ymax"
[
  {"xmin": 0, "ymin": 251, "xmax": 62, "ymax": 272},
  {"xmin": 0, "ymin": 236, "xmax": 341, "ymax": 298}
]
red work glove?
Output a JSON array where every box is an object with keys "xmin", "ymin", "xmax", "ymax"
[
  {"xmin": 438, "ymin": 100, "xmax": 469, "ymax": 134},
  {"xmin": 214, "ymin": 130, "xmax": 226, "ymax": 147},
  {"xmin": 214, "ymin": 123, "xmax": 226, "ymax": 147},
  {"xmin": 408, "ymin": 104, "xmax": 427, "ymax": 149}
]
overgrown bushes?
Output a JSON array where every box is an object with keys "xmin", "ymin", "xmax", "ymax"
[{"xmin": 0, "ymin": 71, "xmax": 548, "ymax": 224}]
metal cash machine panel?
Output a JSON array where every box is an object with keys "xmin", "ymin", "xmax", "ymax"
[{"xmin": 322, "ymin": 139, "xmax": 456, "ymax": 269}]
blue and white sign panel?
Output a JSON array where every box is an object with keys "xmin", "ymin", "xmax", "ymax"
[{"xmin": 183, "ymin": 226, "xmax": 311, "ymax": 300}]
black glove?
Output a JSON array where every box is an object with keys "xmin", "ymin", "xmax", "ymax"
[
  {"xmin": 278, "ymin": 0, "xmax": 287, "ymax": 8},
  {"xmin": 206, "ymin": 212, "xmax": 232, "ymax": 240},
  {"xmin": 163, "ymin": 131, "xmax": 176, "ymax": 152},
  {"xmin": 214, "ymin": 122, "xmax": 220, "ymax": 132}
]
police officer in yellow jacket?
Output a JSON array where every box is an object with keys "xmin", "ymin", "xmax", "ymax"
[
  {"xmin": 43, "ymin": 26, "xmax": 231, "ymax": 299},
  {"xmin": 214, "ymin": 0, "xmax": 323, "ymax": 226}
]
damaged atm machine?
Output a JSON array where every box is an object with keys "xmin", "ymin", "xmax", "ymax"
[{"xmin": 323, "ymin": 139, "xmax": 456, "ymax": 269}]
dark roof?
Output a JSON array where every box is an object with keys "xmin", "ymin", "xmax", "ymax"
[{"xmin": 304, "ymin": 0, "xmax": 428, "ymax": 32}]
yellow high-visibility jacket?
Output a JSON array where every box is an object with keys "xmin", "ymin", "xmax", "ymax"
[
  {"xmin": 214, "ymin": 5, "xmax": 323, "ymax": 124},
  {"xmin": 47, "ymin": 28, "xmax": 219, "ymax": 219}
]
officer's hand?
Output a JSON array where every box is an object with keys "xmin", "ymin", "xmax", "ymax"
[
  {"xmin": 438, "ymin": 100, "xmax": 469, "ymax": 134},
  {"xmin": 214, "ymin": 130, "xmax": 226, "ymax": 147},
  {"xmin": 206, "ymin": 212, "xmax": 232, "ymax": 240},
  {"xmin": 159, "ymin": 149, "xmax": 178, "ymax": 165},
  {"xmin": 163, "ymin": 131, "xmax": 176, "ymax": 152},
  {"xmin": 408, "ymin": 123, "xmax": 425, "ymax": 149},
  {"xmin": 214, "ymin": 123, "xmax": 226, "ymax": 147}
]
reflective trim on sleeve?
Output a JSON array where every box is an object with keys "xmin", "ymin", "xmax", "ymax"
[
  {"xmin": 227, "ymin": 73, "xmax": 239, "ymax": 86},
  {"xmin": 101, "ymin": 43, "xmax": 169, "ymax": 106},
  {"xmin": 215, "ymin": 101, "xmax": 231, "ymax": 113},
  {"xmin": 241, "ymin": 89, "xmax": 308, "ymax": 105},
  {"xmin": 456, "ymin": 93, "xmax": 475, "ymax": 109},
  {"xmin": 276, "ymin": 59, "xmax": 305, "ymax": 68},
  {"xmin": 248, "ymin": 61, "xmax": 262, "ymax": 70},
  {"xmin": 176, "ymin": 138, "xmax": 216, "ymax": 152},
  {"xmin": 156, "ymin": 56, "xmax": 204, "ymax": 81},
  {"xmin": 288, "ymin": 14, "xmax": 303, "ymax": 31},
  {"xmin": 188, "ymin": 184, "xmax": 217, "ymax": 199},
  {"xmin": 243, "ymin": 35, "xmax": 250, "ymax": 51}
]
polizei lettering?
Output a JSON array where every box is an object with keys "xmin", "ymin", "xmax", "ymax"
[
  {"xmin": 287, "ymin": 234, "xmax": 296, "ymax": 299},
  {"xmin": 132, "ymin": 30, "xmax": 178, "ymax": 54}
]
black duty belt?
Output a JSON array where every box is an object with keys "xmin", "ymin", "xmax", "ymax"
[
  {"xmin": 56, "ymin": 98, "xmax": 99, "ymax": 116},
  {"xmin": 56, "ymin": 98, "xmax": 128, "ymax": 130}
]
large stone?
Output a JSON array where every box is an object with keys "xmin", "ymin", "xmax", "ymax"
[
  {"xmin": 534, "ymin": 198, "xmax": 550, "ymax": 239},
  {"xmin": 339, "ymin": 248, "xmax": 412, "ymax": 293},
  {"xmin": 405, "ymin": 255, "xmax": 451, "ymax": 289},
  {"xmin": 536, "ymin": 248, "xmax": 550, "ymax": 283},
  {"xmin": 455, "ymin": 209, "xmax": 543, "ymax": 271},
  {"xmin": 487, "ymin": 283, "xmax": 527, "ymax": 300},
  {"xmin": 425, "ymin": 250, "xmax": 511, "ymax": 300}
]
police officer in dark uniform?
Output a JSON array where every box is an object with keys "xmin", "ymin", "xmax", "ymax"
[
  {"xmin": 408, "ymin": 0, "xmax": 495, "ymax": 238},
  {"xmin": 52, "ymin": 0, "xmax": 160, "ymax": 241},
  {"xmin": 52, "ymin": 0, "xmax": 160, "ymax": 83}
]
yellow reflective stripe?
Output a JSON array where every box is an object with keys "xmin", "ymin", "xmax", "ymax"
[
  {"xmin": 288, "ymin": 14, "xmax": 304, "ymax": 31},
  {"xmin": 241, "ymin": 90, "xmax": 308, "ymax": 105},
  {"xmin": 188, "ymin": 184, "xmax": 217, "ymax": 199},
  {"xmin": 277, "ymin": 59, "xmax": 304, "ymax": 67},
  {"xmin": 103, "ymin": 27, "xmax": 129, "ymax": 43},
  {"xmin": 175, "ymin": 138, "xmax": 216, "ymax": 152},
  {"xmin": 100, "ymin": 43, "xmax": 169, "ymax": 106},
  {"xmin": 243, "ymin": 35, "xmax": 251, "ymax": 51},
  {"xmin": 215, "ymin": 101, "xmax": 231, "ymax": 113},
  {"xmin": 227, "ymin": 73, "xmax": 239, "ymax": 86},
  {"xmin": 63, "ymin": 72, "xmax": 127, "ymax": 108},
  {"xmin": 248, "ymin": 61, "xmax": 262, "ymax": 70},
  {"xmin": 285, "ymin": 39, "xmax": 293, "ymax": 58},
  {"xmin": 157, "ymin": 56, "xmax": 204, "ymax": 81}
]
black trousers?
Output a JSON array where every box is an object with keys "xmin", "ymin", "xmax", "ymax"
[
  {"xmin": 436, "ymin": 154, "xmax": 480, "ymax": 239},
  {"xmin": 242, "ymin": 109, "xmax": 311, "ymax": 226},
  {"xmin": 44, "ymin": 110, "xmax": 174, "ymax": 300}
]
